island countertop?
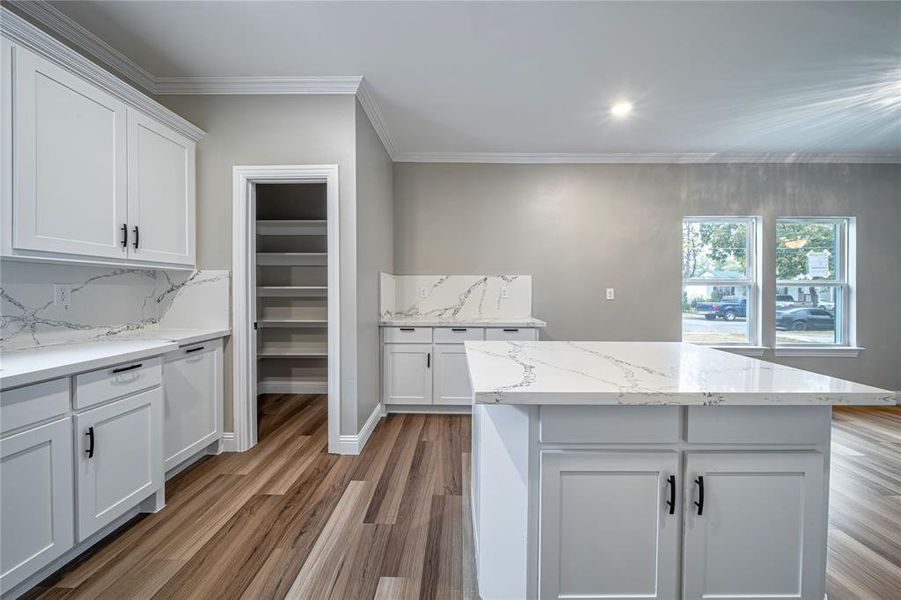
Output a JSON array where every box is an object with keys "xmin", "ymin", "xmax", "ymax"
[{"xmin": 463, "ymin": 341, "xmax": 896, "ymax": 406}]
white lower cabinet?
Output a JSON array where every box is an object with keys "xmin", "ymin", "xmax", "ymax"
[
  {"xmin": 433, "ymin": 344, "xmax": 474, "ymax": 405},
  {"xmin": 74, "ymin": 387, "xmax": 163, "ymax": 540},
  {"xmin": 163, "ymin": 341, "xmax": 222, "ymax": 471},
  {"xmin": 540, "ymin": 451, "xmax": 680, "ymax": 600},
  {"xmin": 0, "ymin": 417, "xmax": 74, "ymax": 594},
  {"xmin": 383, "ymin": 343, "xmax": 432, "ymax": 405},
  {"xmin": 682, "ymin": 452, "xmax": 826, "ymax": 600}
]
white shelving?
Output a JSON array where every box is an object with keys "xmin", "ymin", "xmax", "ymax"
[
  {"xmin": 255, "ymin": 184, "xmax": 329, "ymax": 397},
  {"xmin": 257, "ymin": 220, "xmax": 327, "ymax": 236}
]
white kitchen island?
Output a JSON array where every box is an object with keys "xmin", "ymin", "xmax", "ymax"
[{"xmin": 463, "ymin": 341, "xmax": 895, "ymax": 600}]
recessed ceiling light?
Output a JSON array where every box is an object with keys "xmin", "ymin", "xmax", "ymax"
[{"xmin": 610, "ymin": 102, "xmax": 633, "ymax": 118}]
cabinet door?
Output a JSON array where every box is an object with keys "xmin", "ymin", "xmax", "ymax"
[
  {"xmin": 383, "ymin": 343, "xmax": 432, "ymax": 405},
  {"xmin": 11, "ymin": 44, "xmax": 128, "ymax": 259},
  {"xmin": 127, "ymin": 108, "xmax": 195, "ymax": 266},
  {"xmin": 75, "ymin": 387, "xmax": 163, "ymax": 540},
  {"xmin": 682, "ymin": 452, "xmax": 826, "ymax": 600},
  {"xmin": 0, "ymin": 418, "xmax": 74, "ymax": 593},
  {"xmin": 540, "ymin": 451, "xmax": 680, "ymax": 600},
  {"xmin": 433, "ymin": 344, "xmax": 473, "ymax": 405},
  {"xmin": 163, "ymin": 343, "xmax": 221, "ymax": 471}
]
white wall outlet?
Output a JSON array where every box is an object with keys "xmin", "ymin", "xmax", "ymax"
[
  {"xmin": 500, "ymin": 287, "xmax": 510, "ymax": 299},
  {"xmin": 606, "ymin": 288, "xmax": 615, "ymax": 301},
  {"xmin": 53, "ymin": 284, "xmax": 72, "ymax": 307},
  {"xmin": 419, "ymin": 286, "xmax": 428, "ymax": 299}
]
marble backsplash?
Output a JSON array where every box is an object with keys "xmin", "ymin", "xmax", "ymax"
[
  {"xmin": 380, "ymin": 273, "xmax": 532, "ymax": 320},
  {"xmin": 0, "ymin": 262, "xmax": 229, "ymax": 351}
]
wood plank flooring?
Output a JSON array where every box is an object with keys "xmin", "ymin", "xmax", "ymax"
[{"xmin": 23, "ymin": 398, "xmax": 901, "ymax": 599}]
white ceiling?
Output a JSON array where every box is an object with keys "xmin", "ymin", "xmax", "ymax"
[{"xmin": 33, "ymin": 1, "xmax": 901, "ymax": 160}]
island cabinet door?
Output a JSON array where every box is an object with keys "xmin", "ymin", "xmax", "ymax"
[
  {"xmin": 682, "ymin": 452, "xmax": 826, "ymax": 600},
  {"xmin": 540, "ymin": 451, "xmax": 680, "ymax": 600},
  {"xmin": 383, "ymin": 343, "xmax": 432, "ymax": 405}
]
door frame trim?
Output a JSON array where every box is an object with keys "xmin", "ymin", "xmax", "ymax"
[{"xmin": 232, "ymin": 164, "xmax": 341, "ymax": 454}]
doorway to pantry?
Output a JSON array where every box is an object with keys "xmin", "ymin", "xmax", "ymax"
[{"xmin": 232, "ymin": 165, "xmax": 340, "ymax": 454}]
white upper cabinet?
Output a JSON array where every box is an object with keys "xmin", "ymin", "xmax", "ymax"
[
  {"xmin": 1, "ymin": 38, "xmax": 200, "ymax": 269},
  {"xmin": 127, "ymin": 108, "xmax": 195, "ymax": 266},
  {"xmin": 10, "ymin": 43, "xmax": 128, "ymax": 260}
]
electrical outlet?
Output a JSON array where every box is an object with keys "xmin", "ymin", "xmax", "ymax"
[
  {"xmin": 419, "ymin": 286, "xmax": 428, "ymax": 299},
  {"xmin": 53, "ymin": 284, "xmax": 72, "ymax": 307},
  {"xmin": 500, "ymin": 287, "xmax": 510, "ymax": 299},
  {"xmin": 606, "ymin": 288, "xmax": 615, "ymax": 301}
]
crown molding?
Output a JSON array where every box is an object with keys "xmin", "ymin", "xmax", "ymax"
[
  {"xmin": 356, "ymin": 78, "xmax": 397, "ymax": 158},
  {"xmin": 0, "ymin": 6, "xmax": 205, "ymax": 141},
  {"xmin": 154, "ymin": 75, "xmax": 363, "ymax": 95},
  {"xmin": 10, "ymin": 0, "xmax": 157, "ymax": 92},
  {"xmin": 393, "ymin": 152, "xmax": 901, "ymax": 164}
]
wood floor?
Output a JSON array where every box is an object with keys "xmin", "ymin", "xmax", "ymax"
[{"xmin": 23, "ymin": 399, "xmax": 901, "ymax": 600}]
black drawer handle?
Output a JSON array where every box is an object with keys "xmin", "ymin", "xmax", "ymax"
[
  {"xmin": 185, "ymin": 346, "xmax": 205, "ymax": 354},
  {"xmin": 132, "ymin": 225, "xmax": 140, "ymax": 250},
  {"xmin": 85, "ymin": 427, "xmax": 95, "ymax": 458},
  {"xmin": 503, "ymin": 328, "xmax": 520, "ymax": 332},
  {"xmin": 694, "ymin": 476, "xmax": 705, "ymax": 516},
  {"xmin": 451, "ymin": 328, "xmax": 467, "ymax": 332},
  {"xmin": 399, "ymin": 327, "xmax": 415, "ymax": 332},
  {"xmin": 666, "ymin": 475, "xmax": 676, "ymax": 515},
  {"xmin": 112, "ymin": 363, "xmax": 142, "ymax": 374}
]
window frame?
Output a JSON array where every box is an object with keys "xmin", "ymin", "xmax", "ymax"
[
  {"xmin": 774, "ymin": 217, "xmax": 854, "ymax": 349},
  {"xmin": 682, "ymin": 216, "xmax": 761, "ymax": 348}
]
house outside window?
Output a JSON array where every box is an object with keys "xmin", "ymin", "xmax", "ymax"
[{"xmin": 682, "ymin": 217, "xmax": 759, "ymax": 346}]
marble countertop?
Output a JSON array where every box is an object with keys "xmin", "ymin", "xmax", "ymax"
[
  {"xmin": 0, "ymin": 328, "xmax": 230, "ymax": 390},
  {"xmin": 380, "ymin": 316, "xmax": 547, "ymax": 328},
  {"xmin": 463, "ymin": 341, "xmax": 896, "ymax": 406}
]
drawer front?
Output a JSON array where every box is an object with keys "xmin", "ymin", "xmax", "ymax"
[
  {"xmin": 434, "ymin": 327, "xmax": 485, "ymax": 344},
  {"xmin": 485, "ymin": 327, "xmax": 539, "ymax": 342},
  {"xmin": 1, "ymin": 378, "xmax": 70, "ymax": 435},
  {"xmin": 382, "ymin": 327, "xmax": 433, "ymax": 344},
  {"xmin": 74, "ymin": 357, "xmax": 162, "ymax": 410},
  {"xmin": 540, "ymin": 405, "xmax": 682, "ymax": 444},
  {"xmin": 686, "ymin": 406, "xmax": 831, "ymax": 444}
]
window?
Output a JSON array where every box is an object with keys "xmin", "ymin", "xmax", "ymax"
[
  {"xmin": 682, "ymin": 217, "xmax": 759, "ymax": 345},
  {"xmin": 775, "ymin": 218, "xmax": 852, "ymax": 346}
]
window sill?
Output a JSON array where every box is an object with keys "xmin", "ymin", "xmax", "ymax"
[
  {"xmin": 706, "ymin": 345, "xmax": 769, "ymax": 357},
  {"xmin": 773, "ymin": 346, "xmax": 864, "ymax": 358}
]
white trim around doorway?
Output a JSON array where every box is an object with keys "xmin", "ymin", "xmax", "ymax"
[{"xmin": 232, "ymin": 164, "xmax": 341, "ymax": 454}]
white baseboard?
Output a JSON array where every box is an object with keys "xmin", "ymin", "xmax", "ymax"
[
  {"xmin": 385, "ymin": 404, "xmax": 472, "ymax": 415},
  {"xmin": 337, "ymin": 402, "xmax": 383, "ymax": 455},
  {"xmin": 220, "ymin": 432, "xmax": 238, "ymax": 452},
  {"xmin": 257, "ymin": 380, "xmax": 328, "ymax": 394}
]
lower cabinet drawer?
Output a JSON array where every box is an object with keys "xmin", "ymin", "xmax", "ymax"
[
  {"xmin": 540, "ymin": 405, "xmax": 682, "ymax": 444},
  {"xmin": 74, "ymin": 357, "xmax": 162, "ymax": 410},
  {"xmin": 0, "ymin": 378, "xmax": 70, "ymax": 435},
  {"xmin": 686, "ymin": 406, "xmax": 831, "ymax": 444},
  {"xmin": 382, "ymin": 327, "xmax": 433, "ymax": 344},
  {"xmin": 434, "ymin": 327, "xmax": 485, "ymax": 343},
  {"xmin": 485, "ymin": 327, "xmax": 538, "ymax": 341}
]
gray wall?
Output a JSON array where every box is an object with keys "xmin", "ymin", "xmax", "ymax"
[
  {"xmin": 354, "ymin": 100, "xmax": 394, "ymax": 430},
  {"xmin": 158, "ymin": 94, "xmax": 360, "ymax": 433},
  {"xmin": 394, "ymin": 163, "xmax": 901, "ymax": 391}
]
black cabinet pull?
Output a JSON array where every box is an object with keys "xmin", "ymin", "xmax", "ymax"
[
  {"xmin": 694, "ymin": 476, "xmax": 705, "ymax": 516},
  {"xmin": 451, "ymin": 328, "xmax": 467, "ymax": 332},
  {"xmin": 85, "ymin": 427, "xmax": 95, "ymax": 458},
  {"xmin": 112, "ymin": 363, "xmax": 142, "ymax": 374},
  {"xmin": 666, "ymin": 475, "xmax": 676, "ymax": 515},
  {"xmin": 121, "ymin": 224, "xmax": 128, "ymax": 248},
  {"xmin": 185, "ymin": 346, "xmax": 205, "ymax": 354},
  {"xmin": 503, "ymin": 328, "xmax": 520, "ymax": 332},
  {"xmin": 427, "ymin": 352, "xmax": 431, "ymax": 368},
  {"xmin": 399, "ymin": 327, "xmax": 415, "ymax": 332},
  {"xmin": 132, "ymin": 225, "xmax": 140, "ymax": 249}
]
